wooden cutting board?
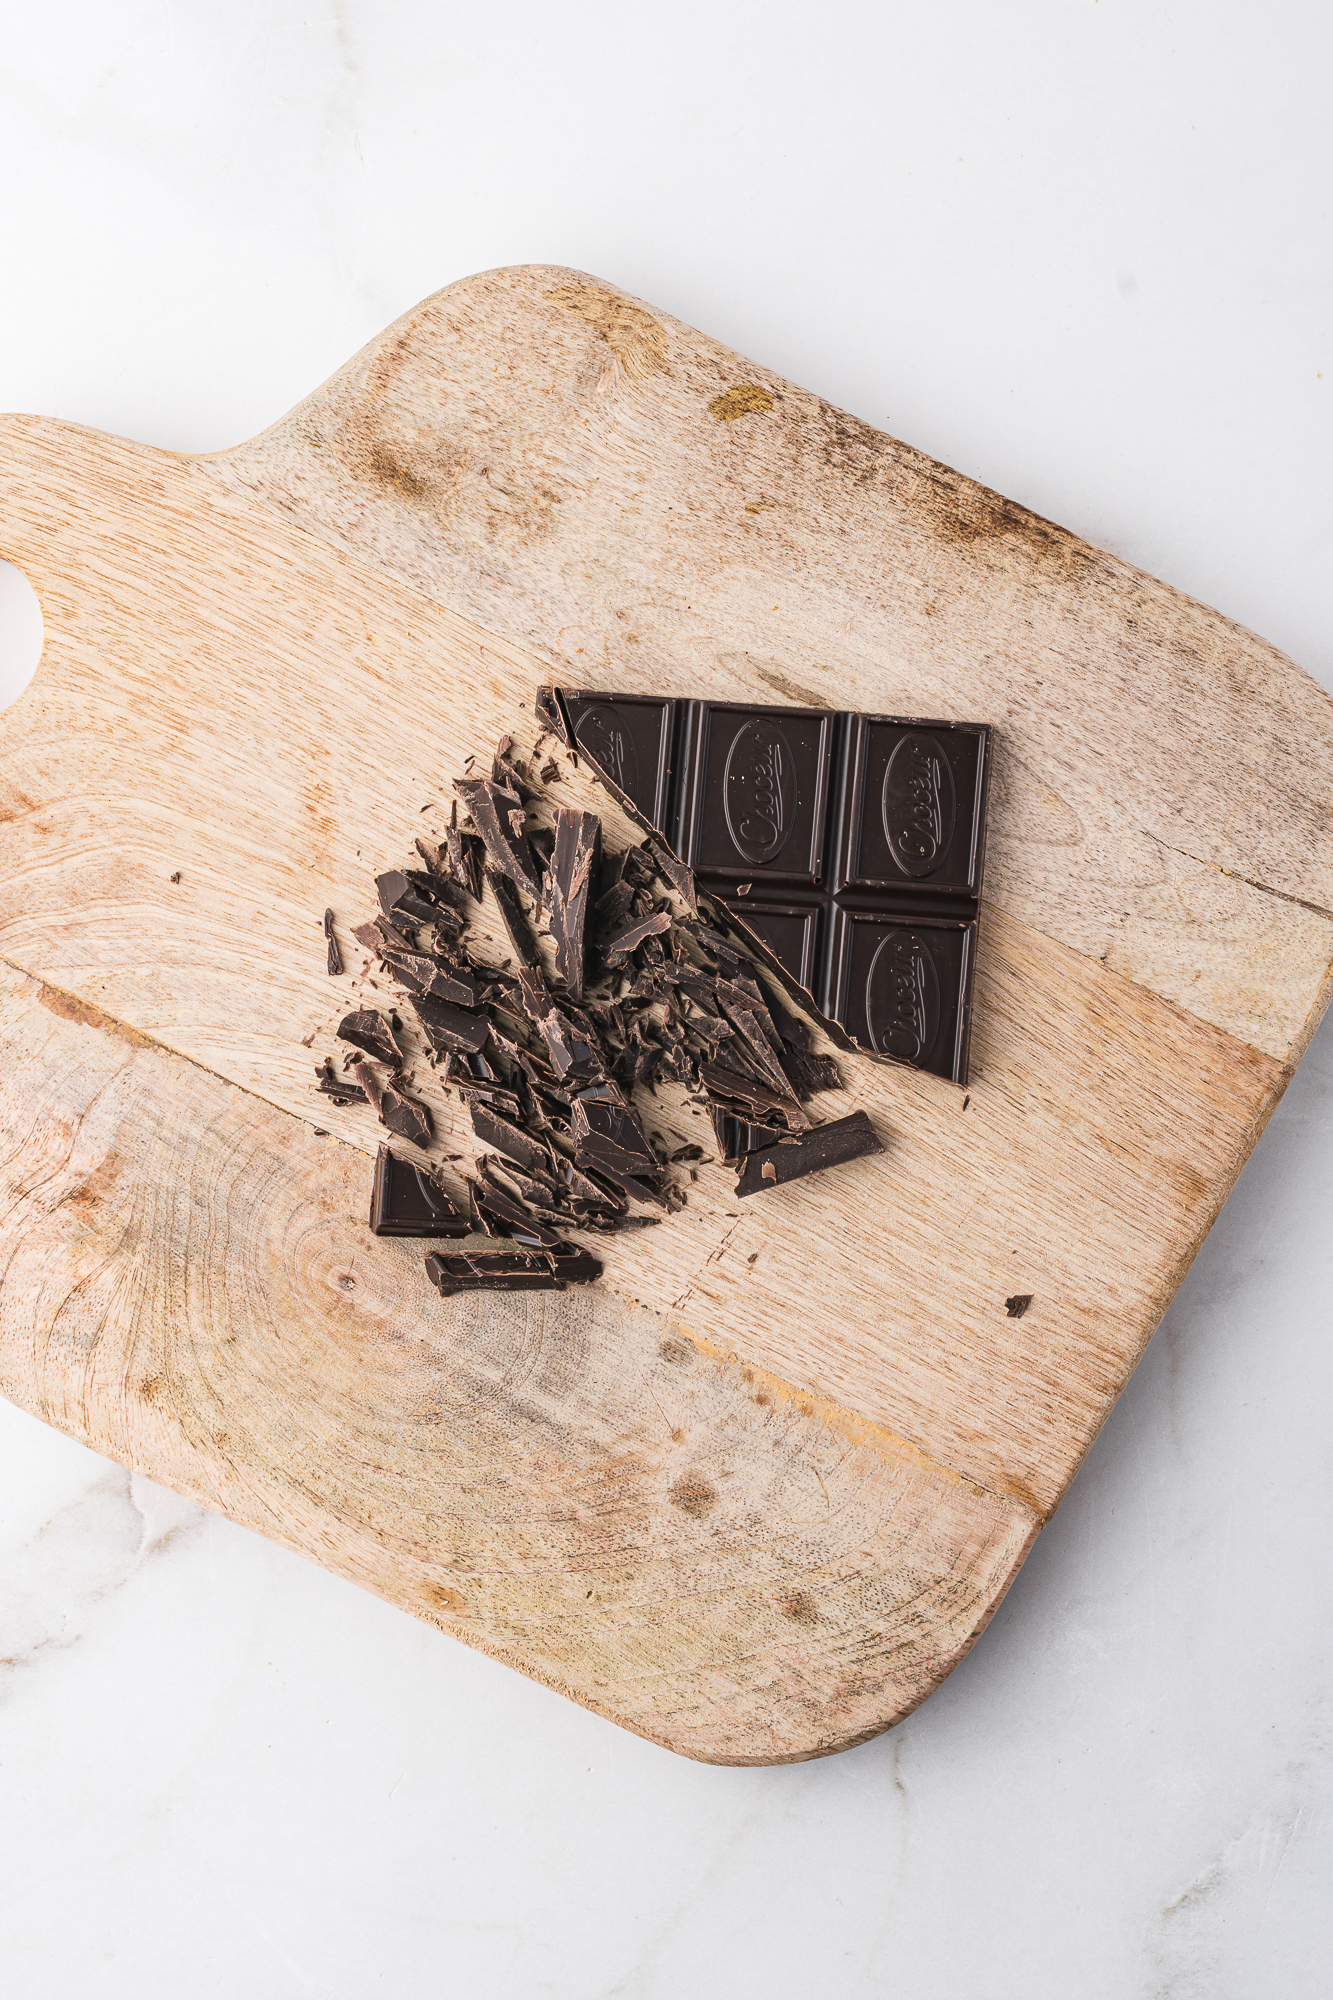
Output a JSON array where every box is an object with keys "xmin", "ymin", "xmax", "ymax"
[{"xmin": 2, "ymin": 266, "xmax": 1330, "ymax": 1764}]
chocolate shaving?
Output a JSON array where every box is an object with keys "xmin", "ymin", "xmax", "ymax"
[
  {"xmin": 323, "ymin": 909, "xmax": 343, "ymax": 975},
  {"xmin": 487, "ymin": 870, "xmax": 543, "ymax": 971}
]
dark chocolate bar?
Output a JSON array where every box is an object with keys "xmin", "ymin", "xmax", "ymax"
[{"xmin": 551, "ymin": 690, "xmax": 990, "ymax": 1083}]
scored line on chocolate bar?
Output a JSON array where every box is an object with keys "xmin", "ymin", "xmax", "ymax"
[{"xmin": 555, "ymin": 691, "xmax": 990, "ymax": 1085}]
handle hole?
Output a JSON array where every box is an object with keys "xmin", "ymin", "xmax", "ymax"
[{"xmin": 0, "ymin": 560, "xmax": 43, "ymax": 714}]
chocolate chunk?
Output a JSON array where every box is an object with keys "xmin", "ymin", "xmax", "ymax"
[
  {"xmin": 337, "ymin": 1009, "xmax": 404, "ymax": 1066},
  {"xmin": 646, "ymin": 837, "xmax": 698, "ymax": 916},
  {"xmin": 487, "ymin": 870, "xmax": 543, "ymax": 971},
  {"xmin": 828, "ymin": 912, "xmax": 976, "ymax": 1085},
  {"xmin": 379, "ymin": 1084, "xmax": 432, "ymax": 1147},
  {"xmin": 375, "ymin": 868, "xmax": 442, "ymax": 929},
  {"xmin": 734, "ymin": 1108, "xmax": 884, "ymax": 1197},
  {"xmin": 323, "ymin": 909, "xmax": 343, "ymax": 976},
  {"xmin": 369, "ymin": 1146, "xmax": 469, "ymax": 1236},
  {"xmin": 601, "ymin": 909, "xmax": 672, "ymax": 965},
  {"xmin": 570, "ymin": 1091, "xmax": 658, "ymax": 1177},
  {"xmin": 353, "ymin": 916, "xmax": 415, "ymax": 959},
  {"xmin": 425, "ymin": 1250, "xmax": 559, "ymax": 1295},
  {"xmin": 469, "ymin": 1102, "xmax": 551, "ymax": 1176},
  {"xmin": 546, "ymin": 807, "xmax": 601, "ymax": 1000},
  {"xmin": 779, "ymin": 1046, "xmax": 843, "ymax": 1100},
  {"xmin": 1005, "ymin": 1294, "xmax": 1034, "ymax": 1319},
  {"xmin": 385, "ymin": 950, "xmax": 475, "ymax": 1003},
  {"xmin": 455, "ymin": 777, "xmax": 542, "ymax": 898},
  {"xmin": 677, "ymin": 702, "xmax": 835, "ymax": 886},
  {"xmin": 408, "ymin": 993, "xmax": 491, "ymax": 1056}
]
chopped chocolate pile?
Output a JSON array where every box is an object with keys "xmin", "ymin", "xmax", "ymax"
[{"xmin": 317, "ymin": 706, "xmax": 885, "ymax": 1296}]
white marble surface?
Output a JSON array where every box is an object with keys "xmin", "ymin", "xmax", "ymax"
[{"xmin": 1, "ymin": 3, "xmax": 1331, "ymax": 1993}]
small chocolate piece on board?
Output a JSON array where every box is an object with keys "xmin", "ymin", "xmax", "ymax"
[
  {"xmin": 734, "ymin": 1108, "xmax": 884, "ymax": 1197},
  {"xmin": 336, "ymin": 1009, "xmax": 403, "ymax": 1066},
  {"xmin": 369, "ymin": 1146, "xmax": 469, "ymax": 1237},
  {"xmin": 379, "ymin": 1084, "xmax": 433, "ymax": 1148},
  {"xmin": 323, "ymin": 909, "xmax": 343, "ymax": 975}
]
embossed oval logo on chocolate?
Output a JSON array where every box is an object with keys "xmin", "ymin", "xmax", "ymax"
[
  {"xmin": 723, "ymin": 717, "xmax": 796, "ymax": 864},
  {"xmin": 575, "ymin": 704, "xmax": 639, "ymax": 798},
  {"xmin": 866, "ymin": 928, "xmax": 941, "ymax": 1064},
  {"xmin": 882, "ymin": 732, "xmax": 955, "ymax": 878}
]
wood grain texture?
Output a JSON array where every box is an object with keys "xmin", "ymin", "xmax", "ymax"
[
  {"xmin": 0, "ymin": 962, "xmax": 1036, "ymax": 1764},
  {"xmin": 1, "ymin": 266, "xmax": 1330, "ymax": 1759}
]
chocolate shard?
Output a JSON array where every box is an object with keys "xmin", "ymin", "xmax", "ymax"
[
  {"xmin": 570, "ymin": 1090, "xmax": 659, "ymax": 1178},
  {"xmin": 601, "ymin": 908, "xmax": 673, "ymax": 965},
  {"xmin": 469, "ymin": 1102, "xmax": 551, "ymax": 1177},
  {"xmin": 474, "ymin": 1184, "xmax": 563, "ymax": 1249},
  {"xmin": 518, "ymin": 969, "xmax": 606, "ymax": 1084},
  {"xmin": 323, "ymin": 909, "xmax": 343, "ymax": 975},
  {"xmin": 369, "ymin": 1146, "xmax": 469, "ymax": 1237},
  {"xmin": 487, "ymin": 870, "xmax": 543, "ymax": 971},
  {"xmin": 379, "ymin": 1084, "xmax": 433, "ymax": 1148},
  {"xmin": 698, "ymin": 1060, "xmax": 809, "ymax": 1131},
  {"xmin": 707, "ymin": 1105, "xmax": 779, "ymax": 1162},
  {"xmin": 337, "ymin": 1009, "xmax": 404, "ymax": 1066},
  {"xmin": 375, "ymin": 868, "xmax": 442, "ymax": 928},
  {"xmin": 455, "ymin": 777, "xmax": 542, "ymax": 898},
  {"xmin": 780, "ymin": 1046, "xmax": 843, "ymax": 1100},
  {"xmin": 349, "ymin": 1057, "xmax": 384, "ymax": 1114},
  {"xmin": 425, "ymin": 1250, "xmax": 560, "ymax": 1296},
  {"xmin": 353, "ymin": 916, "xmax": 415, "ymax": 959},
  {"xmin": 646, "ymin": 838, "xmax": 698, "ymax": 916},
  {"xmin": 535, "ymin": 683, "xmax": 575, "ymax": 747},
  {"xmin": 734, "ymin": 1109, "xmax": 884, "ymax": 1197},
  {"xmin": 547, "ymin": 807, "xmax": 601, "ymax": 1001},
  {"xmin": 409, "ymin": 993, "xmax": 490, "ymax": 1056},
  {"xmin": 579, "ymin": 1159, "xmax": 671, "ymax": 1209},
  {"xmin": 385, "ymin": 950, "xmax": 476, "ymax": 1003}
]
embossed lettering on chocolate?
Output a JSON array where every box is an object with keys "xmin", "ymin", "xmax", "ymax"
[{"xmin": 550, "ymin": 689, "xmax": 991, "ymax": 1085}]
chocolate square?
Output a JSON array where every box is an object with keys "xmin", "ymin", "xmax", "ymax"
[
  {"xmin": 563, "ymin": 693, "xmax": 676, "ymax": 832},
  {"xmin": 719, "ymin": 895, "xmax": 822, "ymax": 993},
  {"xmin": 838, "ymin": 717, "xmax": 989, "ymax": 895},
  {"xmin": 829, "ymin": 910, "xmax": 976, "ymax": 1083},
  {"xmin": 680, "ymin": 703, "xmax": 833, "ymax": 886}
]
